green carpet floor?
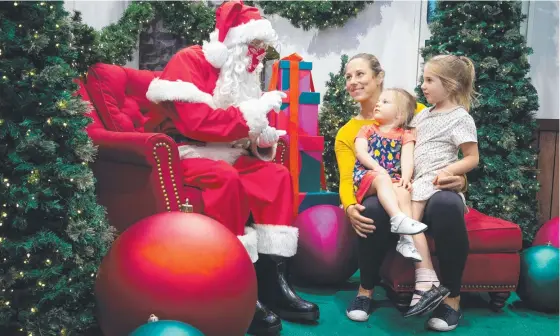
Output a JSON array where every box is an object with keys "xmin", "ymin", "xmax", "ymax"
[{"xmin": 267, "ymin": 274, "xmax": 559, "ymax": 336}]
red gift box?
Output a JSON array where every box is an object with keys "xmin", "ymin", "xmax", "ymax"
[{"xmin": 274, "ymin": 135, "xmax": 324, "ymax": 193}]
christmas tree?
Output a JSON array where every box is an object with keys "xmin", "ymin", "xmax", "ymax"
[
  {"xmin": 319, "ymin": 55, "xmax": 359, "ymax": 191},
  {"xmin": 418, "ymin": 1, "xmax": 540, "ymax": 241},
  {"xmin": 0, "ymin": 2, "xmax": 115, "ymax": 334},
  {"xmin": 70, "ymin": 2, "xmax": 154, "ymax": 76}
]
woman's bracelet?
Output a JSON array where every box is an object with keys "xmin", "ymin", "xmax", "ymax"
[
  {"xmin": 441, "ymin": 169, "xmax": 468, "ymax": 193},
  {"xmin": 460, "ymin": 174, "xmax": 468, "ymax": 193}
]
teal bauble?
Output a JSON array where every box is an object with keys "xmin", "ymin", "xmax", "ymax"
[
  {"xmin": 517, "ymin": 245, "xmax": 559, "ymax": 312},
  {"xmin": 129, "ymin": 319, "xmax": 204, "ymax": 336}
]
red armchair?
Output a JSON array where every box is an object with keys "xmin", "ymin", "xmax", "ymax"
[
  {"xmin": 381, "ymin": 208, "xmax": 522, "ymax": 311},
  {"xmin": 77, "ymin": 63, "xmax": 204, "ymax": 233}
]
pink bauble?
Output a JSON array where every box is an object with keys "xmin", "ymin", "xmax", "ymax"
[
  {"xmin": 533, "ymin": 217, "xmax": 560, "ymax": 248},
  {"xmin": 291, "ymin": 205, "xmax": 359, "ymax": 285},
  {"xmin": 95, "ymin": 212, "xmax": 257, "ymax": 336}
]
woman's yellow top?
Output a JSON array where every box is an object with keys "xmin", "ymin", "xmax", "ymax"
[{"xmin": 335, "ymin": 103, "xmax": 426, "ymax": 211}]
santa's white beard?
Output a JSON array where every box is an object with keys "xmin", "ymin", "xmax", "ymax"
[{"xmin": 213, "ymin": 44, "xmax": 264, "ymax": 109}]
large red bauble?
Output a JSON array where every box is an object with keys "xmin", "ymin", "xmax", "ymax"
[
  {"xmin": 95, "ymin": 212, "xmax": 257, "ymax": 336},
  {"xmin": 533, "ymin": 217, "xmax": 560, "ymax": 248}
]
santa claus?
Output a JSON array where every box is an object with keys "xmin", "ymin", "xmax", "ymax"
[{"xmin": 144, "ymin": 1, "xmax": 319, "ymax": 334}]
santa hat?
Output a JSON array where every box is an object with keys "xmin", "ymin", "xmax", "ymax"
[{"xmin": 203, "ymin": 0, "xmax": 277, "ymax": 68}]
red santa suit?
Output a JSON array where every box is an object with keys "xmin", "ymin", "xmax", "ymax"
[
  {"xmin": 143, "ymin": 6, "xmax": 296, "ymax": 265},
  {"xmin": 144, "ymin": 46, "xmax": 298, "ymax": 264},
  {"xmin": 144, "ymin": 3, "xmax": 319, "ymax": 333}
]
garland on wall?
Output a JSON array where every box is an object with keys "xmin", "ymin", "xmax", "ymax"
[
  {"xmin": 246, "ymin": 1, "xmax": 374, "ymax": 31},
  {"xmin": 71, "ymin": 0, "xmax": 373, "ymax": 74},
  {"xmin": 71, "ymin": 2, "xmax": 154, "ymax": 75}
]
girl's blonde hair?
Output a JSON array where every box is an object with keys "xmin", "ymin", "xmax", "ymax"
[
  {"xmin": 347, "ymin": 53, "xmax": 385, "ymax": 90},
  {"xmin": 425, "ymin": 54, "xmax": 477, "ymax": 111},
  {"xmin": 385, "ymin": 88, "xmax": 416, "ymax": 129}
]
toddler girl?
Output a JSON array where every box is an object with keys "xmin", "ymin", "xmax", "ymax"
[
  {"xmin": 353, "ymin": 88, "xmax": 427, "ymax": 262},
  {"xmin": 404, "ymin": 54, "xmax": 479, "ymax": 321}
]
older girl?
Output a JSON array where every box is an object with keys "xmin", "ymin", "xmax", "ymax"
[{"xmin": 405, "ymin": 54, "xmax": 479, "ymax": 329}]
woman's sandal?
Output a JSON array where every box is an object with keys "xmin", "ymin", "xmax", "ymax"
[{"xmin": 403, "ymin": 285, "xmax": 450, "ymax": 318}]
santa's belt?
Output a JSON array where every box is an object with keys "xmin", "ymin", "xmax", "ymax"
[
  {"xmin": 169, "ymin": 133, "xmax": 249, "ymax": 149},
  {"xmin": 169, "ymin": 134, "xmax": 204, "ymax": 146}
]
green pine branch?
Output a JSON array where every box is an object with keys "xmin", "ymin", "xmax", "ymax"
[
  {"xmin": 319, "ymin": 55, "xmax": 359, "ymax": 191},
  {"xmin": 0, "ymin": 2, "xmax": 115, "ymax": 334}
]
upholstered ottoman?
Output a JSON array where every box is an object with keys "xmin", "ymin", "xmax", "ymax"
[{"xmin": 380, "ymin": 208, "xmax": 522, "ymax": 311}]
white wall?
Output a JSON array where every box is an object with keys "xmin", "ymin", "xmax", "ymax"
[
  {"xmin": 525, "ymin": 1, "xmax": 559, "ymax": 120},
  {"xmin": 268, "ymin": 1, "xmax": 422, "ymax": 99},
  {"xmin": 64, "ymin": 0, "xmax": 139, "ymax": 68}
]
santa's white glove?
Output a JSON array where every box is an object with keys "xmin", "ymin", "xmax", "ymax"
[
  {"xmin": 256, "ymin": 127, "xmax": 286, "ymax": 148},
  {"xmin": 239, "ymin": 91, "xmax": 287, "ymax": 140},
  {"xmin": 259, "ymin": 90, "xmax": 287, "ymax": 113}
]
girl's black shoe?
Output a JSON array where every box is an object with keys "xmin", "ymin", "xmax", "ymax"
[
  {"xmin": 403, "ymin": 285, "xmax": 450, "ymax": 318},
  {"xmin": 425, "ymin": 303, "xmax": 463, "ymax": 331}
]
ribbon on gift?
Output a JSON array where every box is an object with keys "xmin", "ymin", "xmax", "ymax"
[
  {"xmin": 268, "ymin": 53, "xmax": 316, "ymax": 93},
  {"xmin": 269, "ymin": 53, "xmax": 302, "ymax": 216}
]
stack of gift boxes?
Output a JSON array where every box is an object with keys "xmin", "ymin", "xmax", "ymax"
[{"xmin": 267, "ymin": 54, "xmax": 340, "ymax": 215}]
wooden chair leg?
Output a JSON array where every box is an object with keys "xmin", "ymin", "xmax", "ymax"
[
  {"xmin": 383, "ymin": 285, "xmax": 413, "ymax": 312},
  {"xmin": 489, "ymin": 291, "xmax": 511, "ymax": 311},
  {"xmin": 394, "ymin": 292, "xmax": 413, "ymax": 312}
]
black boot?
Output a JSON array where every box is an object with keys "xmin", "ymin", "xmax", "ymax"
[
  {"xmin": 255, "ymin": 254, "xmax": 320, "ymax": 322},
  {"xmin": 247, "ymin": 300, "xmax": 282, "ymax": 335}
]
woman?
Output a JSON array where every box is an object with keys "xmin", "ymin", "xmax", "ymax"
[{"xmin": 335, "ymin": 53, "xmax": 469, "ymax": 331}]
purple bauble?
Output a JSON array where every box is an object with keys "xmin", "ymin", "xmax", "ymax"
[{"xmin": 292, "ymin": 205, "xmax": 359, "ymax": 285}]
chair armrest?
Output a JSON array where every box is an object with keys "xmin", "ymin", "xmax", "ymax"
[
  {"xmin": 88, "ymin": 128, "xmax": 177, "ymax": 167},
  {"xmin": 88, "ymin": 129, "xmax": 187, "ymax": 228}
]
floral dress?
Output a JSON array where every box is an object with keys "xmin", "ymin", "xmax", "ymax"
[{"xmin": 353, "ymin": 124, "xmax": 415, "ymax": 203}]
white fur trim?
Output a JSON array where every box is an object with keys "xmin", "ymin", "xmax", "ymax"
[
  {"xmin": 250, "ymin": 142, "xmax": 277, "ymax": 162},
  {"xmin": 178, "ymin": 144, "xmax": 247, "ymax": 165},
  {"xmin": 254, "ymin": 224, "xmax": 298, "ymax": 257},
  {"xmin": 239, "ymin": 99, "xmax": 269, "ymax": 138},
  {"xmin": 221, "ymin": 19, "xmax": 277, "ymax": 47},
  {"xmin": 146, "ymin": 78, "xmax": 216, "ymax": 109},
  {"xmin": 238, "ymin": 226, "xmax": 258, "ymax": 263},
  {"xmin": 202, "ymin": 40, "xmax": 229, "ymax": 69}
]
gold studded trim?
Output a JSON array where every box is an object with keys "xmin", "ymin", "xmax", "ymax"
[
  {"xmin": 395, "ymin": 284, "xmax": 517, "ymax": 290},
  {"xmin": 277, "ymin": 138, "xmax": 287, "ymax": 165},
  {"xmin": 153, "ymin": 142, "xmax": 181, "ymax": 212}
]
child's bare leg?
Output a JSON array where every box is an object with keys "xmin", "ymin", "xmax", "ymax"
[
  {"xmin": 409, "ymin": 200, "xmax": 440, "ymax": 307},
  {"xmin": 366, "ymin": 173, "xmax": 427, "ymax": 235},
  {"xmin": 412, "ymin": 201, "xmax": 426, "ymax": 223},
  {"xmin": 411, "ymin": 201, "xmax": 434, "ymax": 269},
  {"xmin": 369, "ymin": 172, "xmax": 402, "ymax": 217},
  {"xmin": 393, "ymin": 183, "xmax": 413, "ymax": 217}
]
